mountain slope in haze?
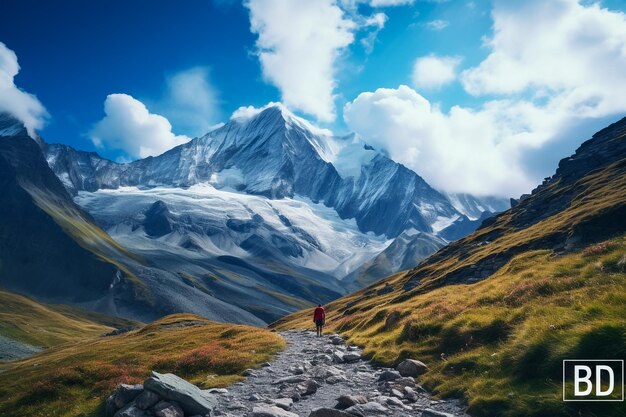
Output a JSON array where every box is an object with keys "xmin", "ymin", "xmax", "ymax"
[
  {"xmin": 273, "ymin": 116, "xmax": 626, "ymax": 417},
  {"xmin": 0, "ymin": 289, "xmax": 139, "ymax": 362},
  {"xmin": 0, "ymin": 113, "xmax": 269, "ymax": 326}
]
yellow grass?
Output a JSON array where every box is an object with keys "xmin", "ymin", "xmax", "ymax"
[{"xmin": 0, "ymin": 314, "xmax": 285, "ymax": 417}]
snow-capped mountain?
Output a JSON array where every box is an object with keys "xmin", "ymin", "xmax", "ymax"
[
  {"xmin": 46, "ymin": 104, "xmax": 476, "ymax": 238},
  {"xmin": 35, "ymin": 104, "xmax": 508, "ymax": 323}
]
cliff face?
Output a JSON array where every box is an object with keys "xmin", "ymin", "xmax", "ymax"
[{"xmin": 0, "ymin": 114, "xmax": 118, "ymax": 301}]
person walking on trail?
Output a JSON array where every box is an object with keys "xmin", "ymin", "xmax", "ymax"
[{"xmin": 313, "ymin": 304, "xmax": 325, "ymax": 337}]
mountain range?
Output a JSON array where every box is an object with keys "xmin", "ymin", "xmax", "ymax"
[{"xmin": 0, "ymin": 105, "xmax": 508, "ymax": 324}]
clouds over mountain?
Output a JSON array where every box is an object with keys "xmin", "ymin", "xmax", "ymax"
[
  {"xmin": 0, "ymin": 42, "xmax": 47, "ymax": 137},
  {"xmin": 90, "ymin": 94, "xmax": 190, "ymax": 159}
]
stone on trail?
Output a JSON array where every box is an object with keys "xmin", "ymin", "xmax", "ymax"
[
  {"xmin": 344, "ymin": 401, "xmax": 389, "ymax": 416},
  {"xmin": 271, "ymin": 398, "xmax": 294, "ymax": 411},
  {"xmin": 421, "ymin": 409, "xmax": 455, "ymax": 417},
  {"xmin": 144, "ymin": 371, "xmax": 217, "ymax": 416},
  {"xmin": 250, "ymin": 405, "xmax": 299, "ymax": 417},
  {"xmin": 326, "ymin": 375, "xmax": 348, "ymax": 384},
  {"xmin": 377, "ymin": 370, "xmax": 402, "ymax": 382},
  {"xmin": 396, "ymin": 359, "xmax": 428, "ymax": 377},
  {"xmin": 309, "ymin": 408, "xmax": 354, "ymax": 417},
  {"xmin": 205, "ymin": 388, "xmax": 228, "ymax": 394},
  {"xmin": 332, "ymin": 351, "xmax": 345, "ymax": 363},
  {"xmin": 273, "ymin": 375, "xmax": 308, "ymax": 385},
  {"xmin": 403, "ymin": 387, "xmax": 418, "ymax": 402},
  {"xmin": 336, "ymin": 394, "xmax": 368, "ymax": 409},
  {"xmin": 243, "ymin": 369, "xmax": 258, "ymax": 377},
  {"xmin": 330, "ymin": 336, "xmax": 344, "ymax": 346},
  {"xmin": 153, "ymin": 401, "xmax": 184, "ymax": 417},
  {"xmin": 391, "ymin": 376, "xmax": 416, "ymax": 389},
  {"xmin": 298, "ymin": 378, "xmax": 320, "ymax": 396},
  {"xmin": 342, "ymin": 352, "xmax": 362, "ymax": 363},
  {"xmin": 384, "ymin": 396, "xmax": 406, "ymax": 408}
]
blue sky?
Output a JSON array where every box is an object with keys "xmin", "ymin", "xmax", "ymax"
[{"xmin": 1, "ymin": 0, "xmax": 626, "ymax": 197}]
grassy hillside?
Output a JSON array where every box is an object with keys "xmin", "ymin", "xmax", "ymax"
[
  {"xmin": 0, "ymin": 290, "xmax": 138, "ymax": 348},
  {"xmin": 274, "ymin": 237, "xmax": 626, "ymax": 416},
  {"xmin": 0, "ymin": 314, "xmax": 285, "ymax": 417},
  {"xmin": 274, "ymin": 119, "xmax": 626, "ymax": 417}
]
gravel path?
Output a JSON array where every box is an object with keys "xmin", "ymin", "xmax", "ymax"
[{"xmin": 212, "ymin": 330, "xmax": 469, "ymax": 417}]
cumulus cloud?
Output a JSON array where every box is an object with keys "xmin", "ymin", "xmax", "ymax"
[
  {"xmin": 245, "ymin": 0, "xmax": 356, "ymax": 122},
  {"xmin": 412, "ymin": 55, "xmax": 461, "ymax": 90},
  {"xmin": 461, "ymin": 0, "xmax": 626, "ymax": 118},
  {"xmin": 425, "ymin": 19, "xmax": 449, "ymax": 30},
  {"xmin": 152, "ymin": 67, "xmax": 220, "ymax": 137},
  {"xmin": 0, "ymin": 42, "xmax": 48, "ymax": 138},
  {"xmin": 344, "ymin": 0, "xmax": 626, "ymax": 197},
  {"xmin": 344, "ymin": 86, "xmax": 540, "ymax": 197},
  {"xmin": 90, "ymin": 94, "xmax": 190, "ymax": 159}
]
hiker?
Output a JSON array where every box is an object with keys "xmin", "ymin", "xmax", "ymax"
[{"xmin": 313, "ymin": 304, "xmax": 325, "ymax": 337}]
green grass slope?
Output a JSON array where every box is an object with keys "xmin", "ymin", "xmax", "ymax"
[
  {"xmin": 0, "ymin": 314, "xmax": 285, "ymax": 417},
  {"xmin": 0, "ymin": 290, "xmax": 138, "ymax": 349}
]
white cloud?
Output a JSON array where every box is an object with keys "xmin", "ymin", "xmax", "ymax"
[
  {"xmin": 151, "ymin": 67, "xmax": 220, "ymax": 138},
  {"xmin": 344, "ymin": 85, "xmax": 540, "ymax": 197},
  {"xmin": 340, "ymin": 0, "xmax": 414, "ymax": 7},
  {"xmin": 344, "ymin": 0, "xmax": 626, "ymax": 197},
  {"xmin": 461, "ymin": 0, "xmax": 626, "ymax": 119},
  {"xmin": 0, "ymin": 42, "xmax": 48, "ymax": 138},
  {"xmin": 368, "ymin": 0, "xmax": 414, "ymax": 5},
  {"xmin": 245, "ymin": 0, "xmax": 356, "ymax": 122},
  {"xmin": 90, "ymin": 94, "xmax": 190, "ymax": 159},
  {"xmin": 425, "ymin": 19, "xmax": 449, "ymax": 30},
  {"xmin": 411, "ymin": 55, "xmax": 461, "ymax": 90}
]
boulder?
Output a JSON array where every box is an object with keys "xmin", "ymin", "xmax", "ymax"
[
  {"xmin": 377, "ymin": 370, "xmax": 401, "ymax": 382},
  {"xmin": 332, "ymin": 351, "xmax": 345, "ymax": 363},
  {"xmin": 250, "ymin": 405, "xmax": 299, "ymax": 417},
  {"xmin": 309, "ymin": 408, "xmax": 353, "ymax": 417},
  {"xmin": 396, "ymin": 359, "xmax": 428, "ymax": 377},
  {"xmin": 135, "ymin": 390, "xmax": 161, "ymax": 410},
  {"xmin": 144, "ymin": 371, "xmax": 217, "ymax": 416},
  {"xmin": 153, "ymin": 401, "xmax": 184, "ymax": 417},
  {"xmin": 336, "ymin": 394, "xmax": 367, "ymax": 409},
  {"xmin": 112, "ymin": 384, "xmax": 144, "ymax": 409}
]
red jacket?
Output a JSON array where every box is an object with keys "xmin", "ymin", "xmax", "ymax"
[{"xmin": 313, "ymin": 307, "xmax": 325, "ymax": 322}]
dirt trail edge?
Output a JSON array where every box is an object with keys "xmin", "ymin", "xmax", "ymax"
[{"xmin": 212, "ymin": 330, "xmax": 469, "ymax": 417}]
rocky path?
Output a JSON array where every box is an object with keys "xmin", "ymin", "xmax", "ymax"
[{"xmin": 212, "ymin": 330, "xmax": 469, "ymax": 417}]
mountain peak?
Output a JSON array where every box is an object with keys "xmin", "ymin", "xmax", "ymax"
[{"xmin": 230, "ymin": 102, "xmax": 334, "ymax": 138}]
